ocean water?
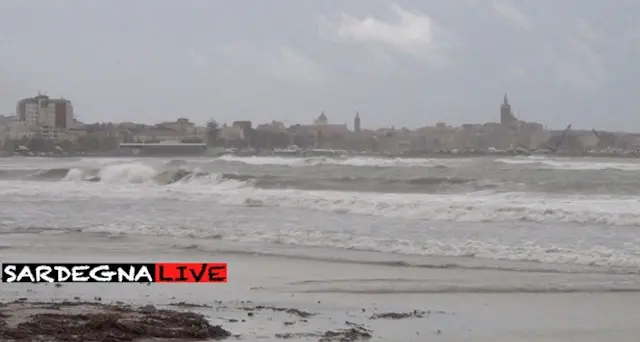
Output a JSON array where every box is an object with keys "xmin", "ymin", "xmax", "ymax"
[{"xmin": 1, "ymin": 154, "xmax": 640, "ymax": 280}]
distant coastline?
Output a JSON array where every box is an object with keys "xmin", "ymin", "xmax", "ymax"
[{"xmin": 5, "ymin": 147, "xmax": 640, "ymax": 159}]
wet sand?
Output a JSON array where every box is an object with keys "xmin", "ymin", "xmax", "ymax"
[{"xmin": 2, "ymin": 234, "xmax": 640, "ymax": 341}]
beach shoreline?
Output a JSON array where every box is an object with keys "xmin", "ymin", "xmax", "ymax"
[
  {"xmin": 3, "ymin": 153, "xmax": 640, "ymax": 341},
  {"xmin": 2, "ymin": 233, "xmax": 640, "ymax": 341}
]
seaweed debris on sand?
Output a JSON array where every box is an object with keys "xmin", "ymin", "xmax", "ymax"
[
  {"xmin": 275, "ymin": 321, "xmax": 372, "ymax": 341},
  {"xmin": 240, "ymin": 305, "xmax": 315, "ymax": 318},
  {"xmin": 0, "ymin": 300, "xmax": 231, "ymax": 342},
  {"xmin": 369, "ymin": 310, "xmax": 425, "ymax": 320}
]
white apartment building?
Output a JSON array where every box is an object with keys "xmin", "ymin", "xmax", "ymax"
[
  {"xmin": 0, "ymin": 115, "xmax": 37, "ymax": 140},
  {"xmin": 10, "ymin": 121, "xmax": 36, "ymax": 139},
  {"xmin": 17, "ymin": 94, "xmax": 74, "ymax": 130},
  {"xmin": 15, "ymin": 94, "xmax": 75, "ymax": 140}
]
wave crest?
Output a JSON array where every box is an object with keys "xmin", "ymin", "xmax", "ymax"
[{"xmin": 5, "ymin": 163, "xmax": 497, "ymax": 194}]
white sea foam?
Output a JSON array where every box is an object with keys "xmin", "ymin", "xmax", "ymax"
[
  {"xmin": 219, "ymin": 154, "xmax": 640, "ymax": 171},
  {"xmin": 97, "ymin": 163, "xmax": 158, "ymax": 183},
  {"xmin": 216, "ymin": 155, "xmax": 472, "ymax": 168},
  {"xmin": 496, "ymin": 156, "xmax": 640, "ymax": 171},
  {"xmin": 62, "ymin": 168, "xmax": 85, "ymax": 181},
  {"xmin": 71, "ymin": 222, "xmax": 640, "ymax": 269}
]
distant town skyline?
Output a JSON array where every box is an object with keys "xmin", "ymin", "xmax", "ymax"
[
  {"xmin": 0, "ymin": 91, "xmax": 626, "ymax": 133},
  {"xmin": 4, "ymin": 91, "xmax": 638, "ymax": 156},
  {"xmin": 1, "ymin": 1, "xmax": 638, "ymax": 131}
]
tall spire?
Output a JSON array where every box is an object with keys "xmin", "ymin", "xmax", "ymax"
[{"xmin": 503, "ymin": 93, "xmax": 509, "ymax": 105}]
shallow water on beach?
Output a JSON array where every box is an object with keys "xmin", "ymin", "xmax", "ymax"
[{"xmin": 2, "ymin": 236, "xmax": 640, "ymax": 342}]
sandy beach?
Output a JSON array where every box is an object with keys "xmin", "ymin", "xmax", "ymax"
[{"xmin": 2, "ymin": 233, "xmax": 640, "ymax": 342}]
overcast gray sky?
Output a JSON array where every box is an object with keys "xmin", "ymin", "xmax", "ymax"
[{"xmin": 1, "ymin": 0, "xmax": 638, "ymax": 131}]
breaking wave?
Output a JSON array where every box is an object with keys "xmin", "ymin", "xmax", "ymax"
[
  {"xmin": 5, "ymin": 163, "xmax": 640, "ymax": 195},
  {"xmin": 0, "ymin": 163, "xmax": 498, "ymax": 194}
]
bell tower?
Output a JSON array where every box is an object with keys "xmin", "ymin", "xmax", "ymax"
[{"xmin": 500, "ymin": 93, "xmax": 515, "ymax": 125}]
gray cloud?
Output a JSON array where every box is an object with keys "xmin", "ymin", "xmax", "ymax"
[
  {"xmin": 0, "ymin": 0, "xmax": 638, "ymax": 131},
  {"xmin": 491, "ymin": 0, "xmax": 532, "ymax": 30}
]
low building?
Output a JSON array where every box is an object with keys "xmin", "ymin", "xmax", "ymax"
[
  {"xmin": 132, "ymin": 129, "xmax": 183, "ymax": 142},
  {"xmin": 7, "ymin": 120, "xmax": 36, "ymax": 140},
  {"xmin": 220, "ymin": 125, "xmax": 244, "ymax": 141},
  {"xmin": 156, "ymin": 118, "xmax": 196, "ymax": 134},
  {"xmin": 256, "ymin": 121, "xmax": 286, "ymax": 133}
]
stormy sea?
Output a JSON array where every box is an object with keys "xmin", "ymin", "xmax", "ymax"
[{"xmin": 2, "ymin": 155, "xmax": 640, "ymax": 341}]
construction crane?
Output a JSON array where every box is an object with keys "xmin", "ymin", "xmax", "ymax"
[
  {"xmin": 591, "ymin": 128, "xmax": 602, "ymax": 150},
  {"xmin": 545, "ymin": 124, "xmax": 572, "ymax": 153}
]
